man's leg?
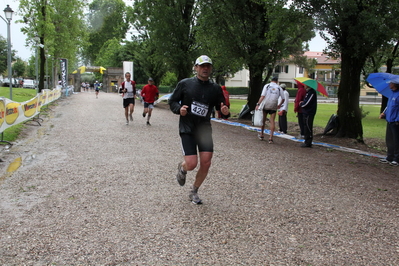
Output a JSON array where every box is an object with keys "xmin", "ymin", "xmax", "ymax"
[
  {"xmin": 181, "ymin": 155, "xmax": 198, "ymax": 172},
  {"xmin": 303, "ymin": 114, "xmax": 314, "ymax": 146},
  {"xmin": 281, "ymin": 112, "xmax": 288, "ymax": 133},
  {"xmin": 124, "ymin": 107, "xmax": 129, "ymax": 121},
  {"xmin": 391, "ymin": 123, "xmax": 399, "ymax": 163},
  {"xmin": 269, "ymin": 112, "xmax": 276, "ymax": 141},
  {"xmin": 129, "ymin": 103, "xmax": 135, "ymax": 121},
  {"xmin": 147, "ymin": 107, "xmax": 153, "ymax": 124},
  {"xmin": 143, "ymin": 104, "xmax": 148, "ymax": 117},
  {"xmin": 189, "ymin": 152, "xmax": 212, "ymax": 204},
  {"xmin": 193, "ymin": 152, "xmax": 213, "ymax": 189},
  {"xmin": 278, "ymin": 114, "xmax": 283, "ymax": 132},
  {"xmin": 298, "ymin": 112, "xmax": 304, "ymax": 137},
  {"xmin": 386, "ymin": 123, "xmax": 395, "ymax": 161},
  {"xmin": 259, "ymin": 111, "xmax": 267, "ymax": 139}
]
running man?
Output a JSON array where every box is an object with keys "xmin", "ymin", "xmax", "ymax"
[
  {"xmin": 168, "ymin": 55, "xmax": 230, "ymax": 204},
  {"xmin": 120, "ymin": 72, "xmax": 136, "ymax": 125},
  {"xmin": 141, "ymin": 78, "xmax": 159, "ymax": 126},
  {"xmin": 94, "ymin": 81, "xmax": 100, "ymax": 98}
]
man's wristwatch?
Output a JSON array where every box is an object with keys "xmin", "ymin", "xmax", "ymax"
[{"xmin": 256, "ymin": 103, "xmax": 260, "ymax": 106}]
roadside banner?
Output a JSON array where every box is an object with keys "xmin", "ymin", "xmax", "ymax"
[{"xmin": 0, "ymin": 87, "xmax": 61, "ymax": 134}]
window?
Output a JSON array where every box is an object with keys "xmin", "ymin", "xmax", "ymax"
[
  {"xmin": 299, "ymin": 67, "xmax": 304, "ymax": 74},
  {"xmin": 274, "ymin": 65, "xmax": 281, "ymax": 73},
  {"xmin": 285, "ymin": 65, "xmax": 289, "ymax": 73}
]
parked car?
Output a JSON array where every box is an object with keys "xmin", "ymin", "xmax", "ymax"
[
  {"xmin": 23, "ymin": 79, "xmax": 36, "ymax": 89},
  {"xmin": 2, "ymin": 78, "xmax": 18, "ymax": 87}
]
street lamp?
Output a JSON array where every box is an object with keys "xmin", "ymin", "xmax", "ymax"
[{"xmin": 1, "ymin": 5, "xmax": 14, "ymax": 100}]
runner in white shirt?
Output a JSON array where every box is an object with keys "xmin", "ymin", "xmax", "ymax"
[
  {"xmin": 255, "ymin": 77, "xmax": 284, "ymax": 143},
  {"xmin": 120, "ymin": 72, "xmax": 136, "ymax": 125}
]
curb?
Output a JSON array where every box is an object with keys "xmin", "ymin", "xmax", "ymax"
[{"xmin": 211, "ymin": 118, "xmax": 384, "ymax": 159}]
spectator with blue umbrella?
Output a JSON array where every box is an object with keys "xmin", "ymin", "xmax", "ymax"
[{"xmin": 367, "ymin": 73, "xmax": 399, "ymax": 166}]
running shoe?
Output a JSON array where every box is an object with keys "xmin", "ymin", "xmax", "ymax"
[
  {"xmin": 389, "ymin": 161, "xmax": 398, "ymax": 166},
  {"xmin": 189, "ymin": 190, "xmax": 202, "ymax": 204},
  {"xmin": 176, "ymin": 162, "xmax": 186, "ymax": 186},
  {"xmin": 300, "ymin": 143, "xmax": 312, "ymax": 148},
  {"xmin": 146, "ymin": 121, "xmax": 151, "ymax": 126},
  {"xmin": 126, "ymin": 120, "xmax": 129, "ymax": 125},
  {"xmin": 142, "ymin": 112, "xmax": 146, "ymax": 117},
  {"xmin": 379, "ymin": 158, "xmax": 390, "ymax": 164}
]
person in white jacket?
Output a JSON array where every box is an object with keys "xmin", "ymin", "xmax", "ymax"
[
  {"xmin": 278, "ymin": 84, "xmax": 290, "ymax": 134},
  {"xmin": 255, "ymin": 77, "xmax": 284, "ymax": 143}
]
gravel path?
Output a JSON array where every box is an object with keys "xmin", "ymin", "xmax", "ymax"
[{"xmin": 0, "ymin": 92, "xmax": 398, "ymax": 265}]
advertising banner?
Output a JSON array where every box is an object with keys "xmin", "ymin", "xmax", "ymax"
[
  {"xmin": 60, "ymin": 58, "xmax": 68, "ymax": 96},
  {"xmin": 0, "ymin": 87, "xmax": 62, "ymax": 134},
  {"xmin": 123, "ymin": 61, "xmax": 134, "ymax": 80}
]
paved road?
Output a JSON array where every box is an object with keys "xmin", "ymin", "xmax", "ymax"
[{"xmin": 0, "ymin": 92, "xmax": 398, "ymax": 265}]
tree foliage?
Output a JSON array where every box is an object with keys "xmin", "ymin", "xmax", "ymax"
[
  {"xmin": 197, "ymin": 0, "xmax": 314, "ymax": 114},
  {"xmin": 0, "ymin": 36, "xmax": 9, "ymax": 75},
  {"xmin": 131, "ymin": 38, "xmax": 168, "ymax": 86},
  {"xmin": 19, "ymin": 0, "xmax": 87, "ymax": 90},
  {"xmin": 26, "ymin": 55, "xmax": 36, "ymax": 78},
  {"xmin": 13, "ymin": 58, "xmax": 26, "ymax": 77},
  {"xmin": 84, "ymin": 0, "xmax": 130, "ymax": 64},
  {"xmin": 0, "ymin": 34, "xmax": 17, "ymax": 77},
  {"xmin": 294, "ymin": 0, "xmax": 399, "ymax": 140},
  {"xmin": 95, "ymin": 38, "xmax": 124, "ymax": 68},
  {"xmin": 132, "ymin": 0, "xmax": 199, "ymax": 81},
  {"xmin": 363, "ymin": 39, "xmax": 399, "ymax": 113}
]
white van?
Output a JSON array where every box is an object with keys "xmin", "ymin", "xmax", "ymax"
[{"xmin": 23, "ymin": 79, "xmax": 35, "ymax": 89}]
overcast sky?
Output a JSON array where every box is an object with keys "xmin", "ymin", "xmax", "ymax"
[{"xmin": 0, "ymin": 0, "xmax": 328, "ymax": 62}]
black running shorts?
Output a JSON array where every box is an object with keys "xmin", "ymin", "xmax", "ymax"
[
  {"xmin": 263, "ymin": 109, "xmax": 276, "ymax": 115},
  {"xmin": 180, "ymin": 130, "xmax": 213, "ymax": 156},
  {"xmin": 123, "ymin": 98, "xmax": 135, "ymax": 108}
]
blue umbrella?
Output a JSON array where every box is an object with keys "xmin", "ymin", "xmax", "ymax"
[{"xmin": 366, "ymin": 73, "xmax": 399, "ymax": 98}]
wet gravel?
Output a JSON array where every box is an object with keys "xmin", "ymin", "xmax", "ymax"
[{"xmin": 0, "ymin": 91, "xmax": 398, "ymax": 265}]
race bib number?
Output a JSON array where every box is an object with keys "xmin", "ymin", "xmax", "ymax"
[{"xmin": 191, "ymin": 101, "xmax": 209, "ymax": 117}]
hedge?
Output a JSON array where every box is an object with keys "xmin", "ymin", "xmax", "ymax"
[{"xmin": 136, "ymin": 84, "xmax": 298, "ymax": 97}]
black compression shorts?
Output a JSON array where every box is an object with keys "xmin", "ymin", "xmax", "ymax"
[{"xmin": 180, "ymin": 131, "xmax": 214, "ymax": 156}]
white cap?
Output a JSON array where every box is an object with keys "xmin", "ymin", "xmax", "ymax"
[
  {"xmin": 195, "ymin": 55, "xmax": 212, "ymax": 65},
  {"xmin": 390, "ymin": 77, "xmax": 399, "ymax": 84}
]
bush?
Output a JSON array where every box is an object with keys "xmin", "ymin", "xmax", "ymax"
[
  {"xmin": 136, "ymin": 84, "xmax": 173, "ymax": 94},
  {"xmin": 225, "ymin": 86, "xmax": 297, "ymax": 96},
  {"xmin": 286, "ymin": 88, "xmax": 298, "ymax": 97},
  {"xmin": 161, "ymin": 72, "xmax": 178, "ymax": 88},
  {"xmin": 159, "ymin": 86, "xmax": 174, "ymax": 93},
  {"xmin": 226, "ymin": 87, "xmax": 249, "ymax": 95}
]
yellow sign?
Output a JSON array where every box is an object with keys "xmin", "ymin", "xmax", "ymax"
[
  {"xmin": 48, "ymin": 91, "xmax": 54, "ymax": 102},
  {"xmin": 5, "ymin": 102, "xmax": 20, "ymax": 125},
  {"xmin": 72, "ymin": 66, "xmax": 106, "ymax": 74},
  {"xmin": 0, "ymin": 100, "xmax": 5, "ymax": 128},
  {"xmin": 23, "ymin": 97, "xmax": 38, "ymax": 118}
]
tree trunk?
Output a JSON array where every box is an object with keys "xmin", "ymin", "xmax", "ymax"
[
  {"xmin": 38, "ymin": 1, "xmax": 47, "ymax": 93},
  {"xmin": 336, "ymin": 53, "xmax": 364, "ymax": 141},
  {"xmin": 240, "ymin": 63, "xmax": 263, "ymax": 119},
  {"xmin": 39, "ymin": 44, "xmax": 45, "ymax": 93}
]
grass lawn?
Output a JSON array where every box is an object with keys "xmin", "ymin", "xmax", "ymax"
[
  {"xmin": 0, "ymin": 87, "xmax": 38, "ymax": 142},
  {"xmin": 0, "ymin": 87, "xmax": 37, "ymax": 102},
  {"xmin": 229, "ymin": 98, "xmax": 386, "ymax": 140}
]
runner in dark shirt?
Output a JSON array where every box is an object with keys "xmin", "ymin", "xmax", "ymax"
[{"xmin": 169, "ymin": 55, "xmax": 230, "ymax": 204}]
